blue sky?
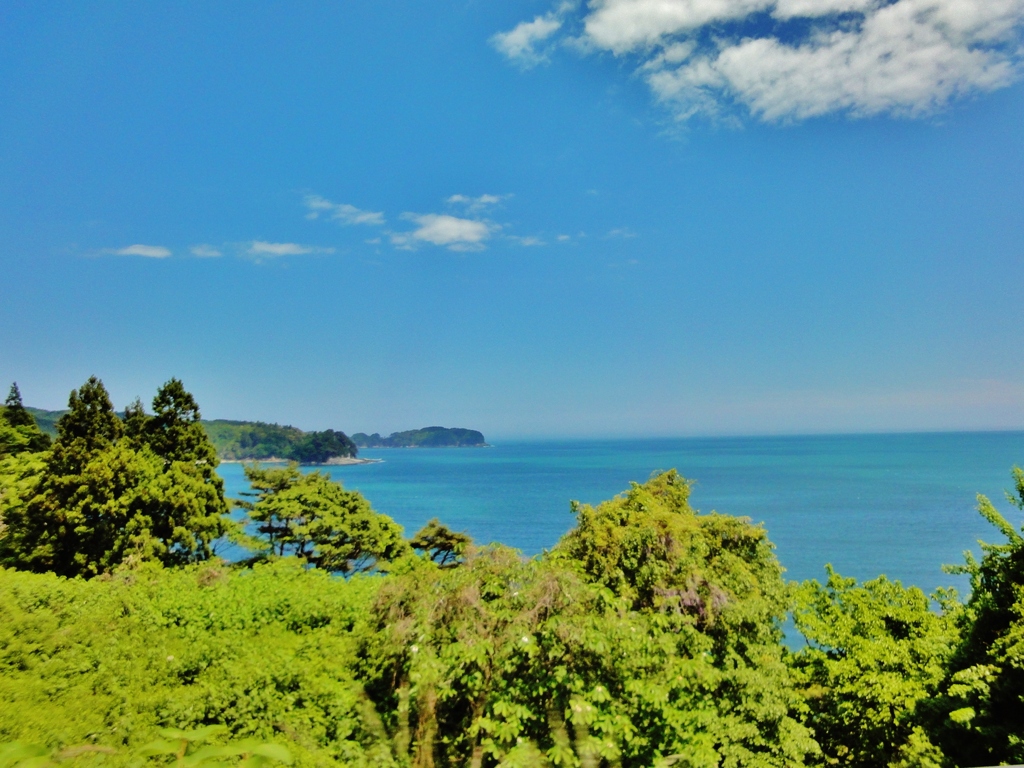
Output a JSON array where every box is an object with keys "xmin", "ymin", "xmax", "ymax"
[{"xmin": 1, "ymin": 1, "xmax": 1023, "ymax": 438}]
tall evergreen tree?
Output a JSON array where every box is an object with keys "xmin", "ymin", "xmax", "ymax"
[
  {"xmin": 121, "ymin": 397, "xmax": 150, "ymax": 448},
  {"xmin": 0, "ymin": 383, "xmax": 51, "ymax": 455},
  {"xmin": 40, "ymin": 376, "xmax": 121, "ymax": 481},
  {"xmin": 1, "ymin": 376, "xmax": 233, "ymax": 577},
  {"xmin": 52, "ymin": 377, "xmax": 122, "ymax": 462},
  {"xmin": 3, "ymin": 383, "xmax": 35, "ymax": 428},
  {"xmin": 145, "ymin": 378, "xmax": 217, "ymax": 469}
]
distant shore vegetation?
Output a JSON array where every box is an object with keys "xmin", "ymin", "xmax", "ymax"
[
  {"xmin": 24, "ymin": 407, "xmax": 487, "ymax": 462},
  {"xmin": 203, "ymin": 420, "xmax": 358, "ymax": 464},
  {"xmin": 24, "ymin": 406, "xmax": 361, "ymax": 465},
  {"xmin": 2, "ymin": 377, "xmax": 1024, "ymax": 767},
  {"xmin": 352, "ymin": 426, "xmax": 487, "ymax": 448}
]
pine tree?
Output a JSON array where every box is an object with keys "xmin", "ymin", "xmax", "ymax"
[
  {"xmin": 1, "ymin": 376, "xmax": 233, "ymax": 577},
  {"xmin": 121, "ymin": 397, "xmax": 150, "ymax": 448},
  {"xmin": 145, "ymin": 378, "xmax": 218, "ymax": 470},
  {"xmin": 243, "ymin": 463, "xmax": 407, "ymax": 572},
  {"xmin": 52, "ymin": 377, "xmax": 122, "ymax": 462},
  {"xmin": 0, "ymin": 383, "xmax": 51, "ymax": 455},
  {"xmin": 3, "ymin": 383, "xmax": 35, "ymax": 428}
]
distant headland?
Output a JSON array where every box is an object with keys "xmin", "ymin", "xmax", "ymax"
[
  {"xmin": 352, "ymin": 427, "xmax": 488, "ymax": 448},
  {"xmin": 23, "ymin": 407, "xmax": 486, "ymax": 461},
  {"xmin": 26, "ymin": 407, "xmax": 366, "ymax": 464}
]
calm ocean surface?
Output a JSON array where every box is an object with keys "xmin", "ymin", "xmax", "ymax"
[{"xmin": 216, "ymin": 432, "xmax": 1024, "ymax": 594}]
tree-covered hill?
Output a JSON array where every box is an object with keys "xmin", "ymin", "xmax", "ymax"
[
  {"xmin": 352, "ymin": 426, "xmax": 486, "ymax": 448},
  {"xmin": 23, "ymin": 407, "xmax": 61, "ymax": 437},
  {"xmin": 203, "ymin": 420, "xmax": 357, "ymax": 463},
  {"xmin": 16, "ymin": 407, "xmax": 357, "ymax": 464}
]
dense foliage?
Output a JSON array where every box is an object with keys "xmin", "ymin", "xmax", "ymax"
[
  {"xmin": 920, "ymin": 467, "xmax": 1024, "ymax": 766},
  {"xmin": 351, "ymin": 472, "xmax": 818, "ymax": 767},
  {"xmin": 352, "ymin": 427, "xmax": 487, "ymax": 448},
  {"xmin": 0, "ymin": 384, "xmax": 51, "ymax": 457},
  {"xmin": 240, "ymin": 463, "xmax": 407, "ymax": 573},
  {"xmin": 204, "ymin": 420, "xmax": 358, "ymax": 463},
  {"xmin": 0, "ymin": 560, "xmax": 381, "ymax": 767},
  {"xmin": 3, "ymin": 379, "xmax": 1024, "ymax": 766},
  {"xmin": 789, "ymin": 569, "xmax": 957, "ymax": 767},
  {"xmin": 0, "ymin": 378, "xmax": 232, "ymax": 576}
]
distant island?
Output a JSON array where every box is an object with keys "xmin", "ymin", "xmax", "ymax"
[
  {"xmin": 25, "ymin": 407, "xmax": 363, "ymax": 465},
  {"xmin": 352, "ymin": 426, "xmax": 487, "ymax": 448}
]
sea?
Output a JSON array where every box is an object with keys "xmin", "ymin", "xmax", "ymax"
[{"xmin": 216, "ymin": 431, "xmax": 1024, "ymax": 596}]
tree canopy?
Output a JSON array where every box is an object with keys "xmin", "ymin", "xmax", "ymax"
[
  {"xmin": 4, "ymin": 384, "xmax": 1024, "ymax": 766},
  {"xmin": 919, "ymin": 466, "xmax": 1024, "ymax": 766},
  {"xmin": 241, "ymin": 463, "xmax": 407, "ymax": 573},
  {"xmin": 0, "ymin": 377, "xmax": 233, "ymax": 577}
]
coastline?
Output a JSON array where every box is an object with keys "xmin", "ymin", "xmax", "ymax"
[{"xmin": 218, "ymin": 456, "xmax": 381, "ymax": 465}]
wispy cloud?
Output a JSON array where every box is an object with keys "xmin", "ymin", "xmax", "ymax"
[
  {"xmin": 490, "ymin": 12, "xmax": 565, "ymax": 68},
  {"xmin": 446, "ymin": 193, "xmax": 509, "ymax": 214},
  {"xmin": 495, "ymin": 0, "xmax": 1024, "ymax": 121},
  {"xmin": 304, "ymin": 194, "xmax": 385, "ymax": 226},
  {"xmin": 606, "ymin": 227, "xmax": 637, "ymax": 239},
  {"xmin": 302, "ymin": 191, "xmax": 552, "ymax": 253},
  {"xmin": 393, "ymin": 214, "xmax": 495, "ymax": 252},
  {"xmin": 190, "ymin": 244, "xmax": 222, "ymax": 257},
  {"xmin": 509, "ymin": 235, "xmax": 546, "ymax": 246},
  {"xmin": 109, "ymin": 244, "xmax": 172, "ymax": 258},
  {"xmin": 247, "ymin": 241, "xmax": 335, "ymax": 257}
]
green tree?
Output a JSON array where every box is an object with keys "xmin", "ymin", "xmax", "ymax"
[
  {"xmin": 359, "ymin": 471, "xmax": 817, "ymax": 768},
  {"xmin": 0, "ymin": 377, "xmax": 233, "ymax": 577},
  {"xmin": 3, "ymin": 384, "xmax": 35, "ymax": 428},
  {"xmin": 52, "ymin": 376, "xmax": 123, "ymax": 458},
  {"xmin": 145, "ymin": 379, "xmax": 218, "ymax": 468},
  {"xmin": 244, "ymin": 463, "xmax": 408, "ymax": 573},
  {"xmin": 922, "ymin": 467, "xmax": 1024, "ymax": 766},
  {"xmin": 409, "ymin": 518, "xmax": 472, "ymax": 567},
  {"xmin": 790, "ymin": 568, "xmax": 956, "ymax": 768},
  {"xmin": 0, "ymin": 384, "xmax": 51, "ymax": 456},
  {"xmin": 0, "ymin": 451, "xmax": 47, "ymax": 561},
  {"xmin": 122, "ymin": 396, "xmax": 150, "ymax": 448},
  {"xmin": 2, "ymin": 443, "xmax": 231, "ymax": 576}
]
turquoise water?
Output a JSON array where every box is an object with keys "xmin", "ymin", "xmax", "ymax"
[{"xmin": 216, "ymin": 432, "xmax": 1024, "ymax": 594}]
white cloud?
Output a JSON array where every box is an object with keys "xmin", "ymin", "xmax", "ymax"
[
  {"xmin": 247, "ymin": 241, "xmax": 335, "ymax": 257},
  {"xmin": 584, "ymin": 0, "xmax": 772, "ymax": 53},
  {"xmin": 773, "ymin": 0, "xmax": 879, "ymax": 19},
  {"xmin": 446, "ymin": 193, "xmax": 509, "ymax": 213},
  {"xmin": 304, "ymin": 194, "xmax": 385, "ymax": 226},
  {"xmin": 396, "ymin": 214, "xmax": 495, "ymax": 251},
  {"xmin": 111, "ymin": 244, "xmax": 172, "ymax": 258},
  {"xmin": 190, "ymin": 244, "xmax": 222, "ymax": 257},
  {"xmin": 497, "ymin": 0, "xmax": 1024, "ymax": 121},
  {"xmin": 606, "ymin": 227, "xmax": 638, "ymax": 238},
  {"xmin": 491, "ymin": 13, "xmax": 564, "ymax": 67},
  {"xmin": 511, "ymin": 235, "xmax": 546, "ymax": 246}
]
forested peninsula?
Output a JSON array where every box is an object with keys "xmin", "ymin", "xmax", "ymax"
[
  {"xmin": 23, "ymin": 406, "xmax": 360, "ymax": 465},
  {"xmin": 3, "ymin": 377, "xmax": 1024, "ymax": 768},
  {"xmin": 353, "ymin": 426, "xmax": 487, "ymax": 448}
]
